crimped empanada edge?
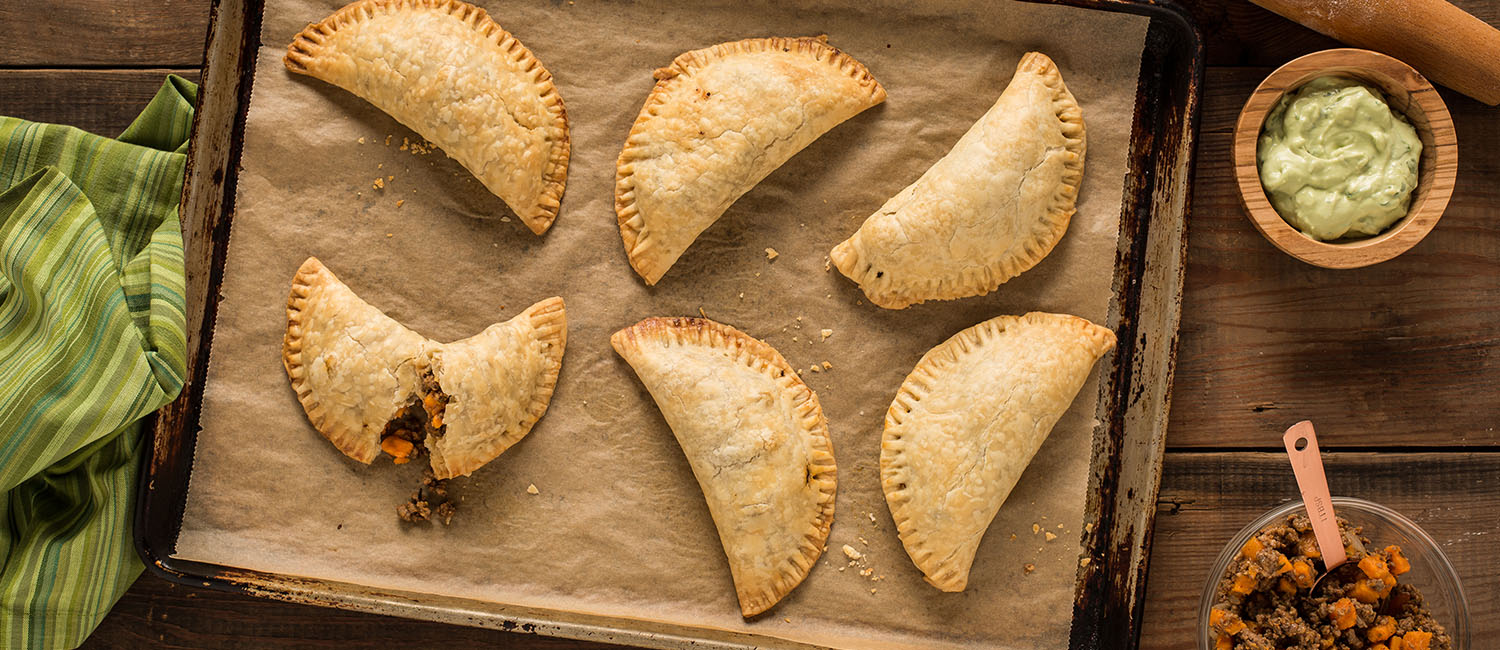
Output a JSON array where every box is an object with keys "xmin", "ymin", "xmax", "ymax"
[
  {"xmin": 879, "ymin": 312, "xmax": 1116, "ymax": 591},
  {"xmin": 284, "ymin": 0, "xmax": 570, "ymax": 234},
  {"xmin": 611, "ymin": 316, "xmax": 838, "ymax": 616},
  {"xmin": 832, "ymin": 51, "xmax": 1087, "ymax": 309},
  {"xmin": 282, "ymin": 256, "xmax": 381, "ymax": 464},
  {"xmin": 614, "ymin": 36, "xmax": 887, "ymax": 285}
]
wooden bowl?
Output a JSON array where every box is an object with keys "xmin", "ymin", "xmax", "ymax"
[{"xmin": 1233, "ymin": 48, "xmax": 1458, "ymax": 269}]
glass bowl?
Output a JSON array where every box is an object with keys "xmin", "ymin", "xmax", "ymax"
[{"xmin": 1197, "ymin": 497, "xmax": 1469, "ymax": 650}]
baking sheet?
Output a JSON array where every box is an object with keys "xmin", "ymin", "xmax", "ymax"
[{"xmin": 174, "ymin": 1, "xmax": 1148, "ymax": 647}]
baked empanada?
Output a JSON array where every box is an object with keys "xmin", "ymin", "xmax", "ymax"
[
  {"xmin": 832, "ymin": 52, "xmax": 1085, "ymax": 309},
  {"xmin": 283, "ymin": 257, "xmax": 566, "ymax": 479},
  {"xmin": 881, "ymin": 312, "xmax": 1114, "ymax": 591},
  {"xmin": 612, "ymin": 317, "xmax": 837, "ymax": 616},
  {"xmin": 286, "ymin": 0, "xmax": 570, "ymax": 234},
  {"xmin": 616, "ymin": 36, "xmax": 885, "ymax": 285}
]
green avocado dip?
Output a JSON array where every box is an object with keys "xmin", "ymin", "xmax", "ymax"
[{"xmin": 1257, "ymin": 76, "xmax": 1422, "ymax": 241}]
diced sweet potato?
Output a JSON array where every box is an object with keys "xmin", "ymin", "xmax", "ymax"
[
  {"xmin": 1367, "ymin": 616, "xmax": 1397, "ymax": 642},
  {"xmin": 1350, "ymin": 580, "xmax": 1381, "ymax": 604},
  {"xmin": 1277, "ymin": 577, "xmax": 1297, "ymax": 594},
  {"xmin": 1241, "ymin": 537, "xmax": 1264, "ymax": 560},
  {"xmin": 1403, "ymin": 631, "xmax": 1432, "ymax": 650},
  {"xmin": 1291, "ymin": 559, "xmax": 1316, "ymax": 588},
  {"xmin": 1360, "ymin": 555, "xmax": 1391, "ymax": 580},
  {"xmin": 1386, "ymin": 545, "xmax": 1411, "ymax": 575},
  {"xmin": 1331, "ymin": 597, "xmax": 1357, "ymax": 630},
  {"xmin": 1298, "ymin": 534, "xmax": 1322, "ymax": 559},
  {"xmin": 1231, "ymin": 572, "xmax": 1257, "ymax": 595},
  {"xmin": 1390, "ymin": 635, "xmax": 1405, "ymax": 650},
  {"xmin": 381, "ymin": 435, "xmax": 414, "ymax": 460},
  {"xmin": 1274, "ymin": 553, "xmax": 1293, "ymax": 575},
  {"xmin": 1215, "ymin": 634, "xmax": 1233, "ymax": 650}
]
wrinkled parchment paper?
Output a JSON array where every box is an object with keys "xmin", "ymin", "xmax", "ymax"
[{"xmin": 175, "ymin": 1, "xmax": 1147, "ymax": 647}]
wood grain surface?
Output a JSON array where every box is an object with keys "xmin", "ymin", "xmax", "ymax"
[{"xmin": 0, "ymin": 0, "xmax": 1492, "ymax": 648}]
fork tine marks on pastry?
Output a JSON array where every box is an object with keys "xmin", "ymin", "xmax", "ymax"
[
  {"xmin": 611, "ymin": 317, "xmax": 837, "ymax": 616},
  {"xmin": 282, "ymin": 257, "xmax": 566, "ymax": 481},
  {"xmin": 832, "ymin": 52, "xmax": 1085, "ymax": 308},
  {"xmin": 616, "ymin": 36, "xmax": 886, "ymax": 285},
  {"xmin": 285, "ymin": 0, "xmax": 570, "ymax": 234},
  {"xmin": 880, "ymin": 312, "xmax": 1114, "ymax": 591}
]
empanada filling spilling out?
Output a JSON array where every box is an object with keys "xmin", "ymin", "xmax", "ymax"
[{"xmin": 380, "ymin": 369, "xmax": 458, "ymax": 524}]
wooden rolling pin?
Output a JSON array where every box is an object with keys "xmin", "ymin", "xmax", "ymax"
[{"xmin": 1252, "ymin": 0, "xmax": 1500, "ymax": 105}]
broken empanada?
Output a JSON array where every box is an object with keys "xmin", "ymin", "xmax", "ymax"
[
  {"xmin": 616, "ymin": 36, "xmax": 885, "ymax": 285},
  {"xmin": 832, "ymin": 52, "xmax": 1085, "ymax": 308},
  {"xmin": 286, "ymin": 0, "xmax": 570, "ymax": 234},
  {"xmin": 612, "ymin": 317, "xmax": 837, "ymax": 617},
  {"xmin": 880, "ymin": 312, "xmax": 1114, "ymax": 591},
  {"xmin": 283, "ymin": 257, "xmax": 566, "ymax": 479}
]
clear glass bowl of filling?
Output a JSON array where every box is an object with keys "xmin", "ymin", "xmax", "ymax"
[{"xmin": 1198, "ymin": 498, "xmax": 1469, "ymax": 650}]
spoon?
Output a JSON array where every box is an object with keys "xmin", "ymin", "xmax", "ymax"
[{"xmin": 1282, "ymin": 421, "xmax": 1366, "ymax": 593}]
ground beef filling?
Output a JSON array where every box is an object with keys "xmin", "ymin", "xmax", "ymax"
[
  {"xmin": 397, "ymin": 468, "xmax": 455, "ymax": 525},
  {"xmin": 380, "ymin": 370, "xmax": 457, "ymax": 524},
  {"xmin": 1209, "ymin": 514, "xmax": 1450, "ymax": 650}
]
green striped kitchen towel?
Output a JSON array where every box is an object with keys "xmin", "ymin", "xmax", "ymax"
[{"xmin": 0, "ymin": 75, "xmax": 196, "ymax": 650}]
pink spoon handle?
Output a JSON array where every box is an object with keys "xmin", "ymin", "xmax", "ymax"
[{"xmin": 1283, "ymin": 421, "xmax": 1347, "ymax": 570}]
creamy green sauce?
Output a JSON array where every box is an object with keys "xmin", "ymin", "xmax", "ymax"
[{"xmin": 1257, "ymin": 76, "xmax": 1422, "ymax": 241}]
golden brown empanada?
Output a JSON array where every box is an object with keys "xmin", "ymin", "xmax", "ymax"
[
  {"xmin": 832, "ymin": 52, "xmax": 1085, "ymax": 308},
  {"xmin": 286, "ymin": 0, "xmax": 570, "ymax": 234},
  {"xmin": 612, "ymin": 317, "xmax": 837, "ymax": 616},
  {"xmin": 881, "ymin": 312, "xmax": 1114, "ymax": 591},
  {"xmin": 283, "ymin": 257, "xmax": 566, "ymax": 479},
  {"xmin": 616, "ymin": 36, "xmax": 885, "ymax": 285}
]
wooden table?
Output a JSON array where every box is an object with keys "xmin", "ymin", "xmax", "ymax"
[{"xmin": 4, "ymin": 1, "xmax": 1493, "ymax": 647}]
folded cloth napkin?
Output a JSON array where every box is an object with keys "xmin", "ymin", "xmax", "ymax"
[{"xmin": 0, "ymin": 75, "xmax": 195, "ymax": 650}]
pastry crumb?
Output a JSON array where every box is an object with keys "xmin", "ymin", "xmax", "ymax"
[
  {"xmin": 386, "ymin": 233, "xmax": 394, "ymax": 238},
  {"xmin": 387, "ymin": 175, "xmax": 394, "ymax": 182},
  {"xmin": 792, "ymin": 336, "xmax": 798, "ymax": 342},
  {"xmin": 869, "ymin": 588, "xmax": 877, "ymax": 594},
  {"xmin": 357, "ymin": 137, "xmax": 365, "ymax": 144},
  {"xmin": 765, "ymin": 247, "xmax": 779, "ymax": 260},
  {"xmin": 738, "ymin": 292, "xmax": 744, "ymax": 300},
  {"xmin": 526, "ymin": 483, "xmax": 539, "ymax": 495},
  {"xmin": 858, "ymin": 536, "xmax": 868, "ymax": 546},
  {"xmin": 1045, "ymin": 532, "xmax": 1058, "ymax": 542},
  {"xmin": 822, "ymin": 361, "xmax": 832, "ymax": 370},
  {"xmin": 820, "ymin": 328, "xmax": 833, "ymax": 341},
  {"xmin": 824, "ymin": 256, "xmax": 831, "ymax": 272},
  {"xmin": 868, "ymin": 512, "xmax": 877, "ymax": 525},
  {"xmin": 377, "ymin": 163, "xmax": 383, "ymax": 169},
  {"xmin": 384, "ymin": 134, "xmax": 393, "ymax": 146},
  {"xmin": 400, "ymin": 136, "xmax": 410, "ymax": 151},
  {"xmin": 810, "ymin": 365, "xmax": 820, "ymax": 373},
  {"xmin": 1032, "ymin": 523, "xmax": 1041, "ymax": 534},
  {"xmin": 699, "ymin": 307, "xmax": 708, "ymax": 318},
  {"xmin": 859, "ymin": 567, "xmax": 873, "ymax": 577},
  {"xmin": 842, "ymin": 544, "xmax": 863, "ymax": 561},
  {"xmin": 1010, "ymin": 533, "xmax": 1017, "ymax": 540},
  {"xmin": 1080, "ymin": 557, "xmax": 1091, "ymax": 568},
  {"xmin": 500, "ymin": 216, "xmax": 512, "ymax": 222},
  {"xmin": 373, "ymin": 177, "xmax": 385, "ymax": 189},
  {"xmin": 838, "ymin": 566, "xmax": 845, "ymax": 572},
  {"xmin": 1084, "ymin": 523, "xmax": 1094, "ymax": 534},
  {"xmin": 396, "ymin": 199, "xmax": 405, "ymax": 208},
  {"xmin": 1024, "ymin": 563, "xmax": 1036, "ymax": 574},
  {"xmin": 783, "ymin": 617, "xmax": 791, "ymax": 623}
]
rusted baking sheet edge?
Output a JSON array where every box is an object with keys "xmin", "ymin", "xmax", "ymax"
[{"xmin": 135, "ymin": 0, "xmax": 1205, "ymax": 648}]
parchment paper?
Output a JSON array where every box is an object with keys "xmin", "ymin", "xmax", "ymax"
[{"xmin": 175, "ymin": 1, "xmax": 1147, "ymax": 647}]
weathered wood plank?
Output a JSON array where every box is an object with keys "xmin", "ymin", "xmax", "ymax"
[
  {"xmin": 1187, "ymin": 0, "xmax": 1500, "ymax": 67},
  {"xmin": 0, "ymin": 1, "xmax": 211, "ymax": 67},
  {"xmin": 1167, "ymin": 67, "xmax": 1500, "ymax": 449},
  {"xmin": 80, "ymin": 573, "xmax": 628, "ymax": 649},
  {"xmin": 1140, "ymin": 452, "xmax": 1499, "ymax": 649},
  {"xmin": 0, "ymin": 69, "xmax": 202, "ymax": 137}
]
